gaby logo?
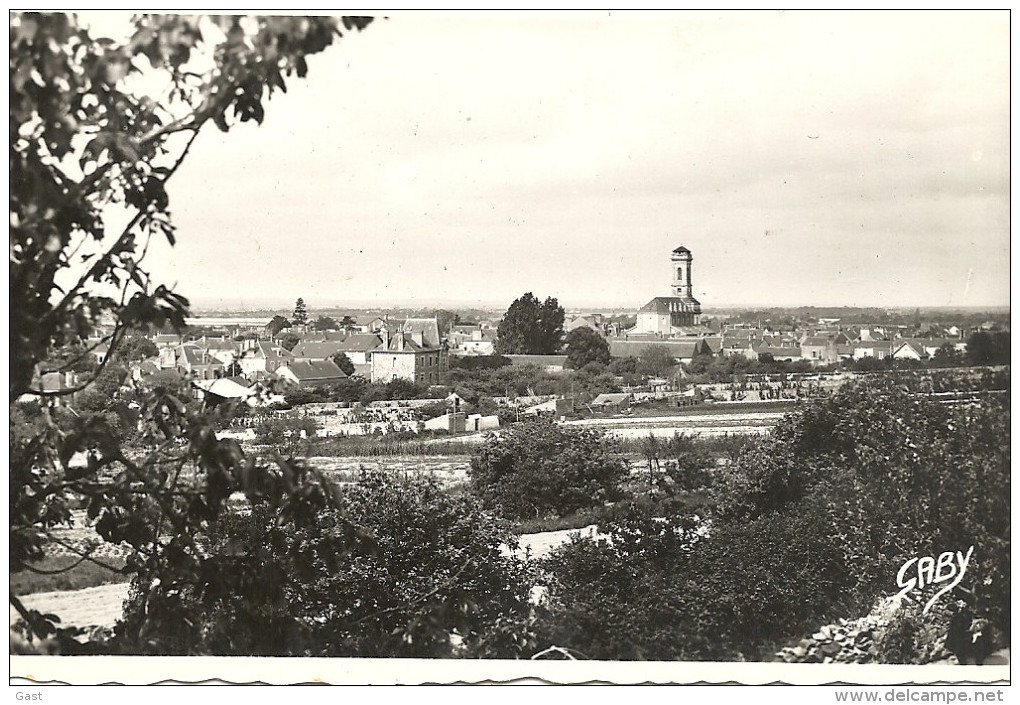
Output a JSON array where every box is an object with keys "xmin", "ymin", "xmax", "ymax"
[{"xmin": 895, "ymin": 546, "xmax": 974, "ymax": 614}]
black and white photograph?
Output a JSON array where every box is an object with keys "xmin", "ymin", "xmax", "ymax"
[{"xmin": 9, "ymin": 9, "xmax": 1010, "ymax": 690}]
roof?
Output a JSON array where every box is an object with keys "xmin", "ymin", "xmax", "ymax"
[
  {"xmin": 281, "ymin": 360, "xmax": 347, "ymax": 382},
  {"xmin": 377, "ymin": 334, "xmax": 426, "ymax": 353},
  {"xmin": 336, "ymin": 333, "xmax": 383, "ymax": 353},
  {"xmin": 701, "ymin": 336, "xmax": 723, "ymax": 353},
  {"xmin": 853, "ymin": 341, "xmax": 895, "ymax": 351},
  {"xmin": 291, "ymin": 341, "xmax": 346, "ymax": 360},
  {"xmin": 179, "ymin": 345, "xmax": 217, "ymax": 366},
  {"xmin": 757, "ymin": 346, "xmax": 802, "ymax": 357},
  {"xmin": 893, "ymin": 340, "xmax": 926, "ymax": 356},
  {"xmin": 672, "ymin": 245, "xmax": 691, "ymax": 256},
  {"xmin": 638, "ymin": 296, "xmax": 702, "ymax": 314},
  {"xmin": 193, "ymin": 377, "xmax": 255, "ymax": 399},
  {"xmin": 801, "ymin": 336, "xmax": 835, "ymax": 347},
  {"xmin": 402, "ymin": 318, "xmax": 442, "ymax": 348},
  {"xmin": 251, "ymin": 340, "xmax": 294, "ymax": 363},
  {"xmin": 201, "ymin": 339, "xmax": 240, "ymax": 351},
  {"xmin": 592, "ymin": 393, "xmax": 632, "ymax": 405}
]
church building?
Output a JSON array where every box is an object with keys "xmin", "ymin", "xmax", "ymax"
[{"xmin": 635, "ymin": 246, "xmax": 703, "ymax": 335}]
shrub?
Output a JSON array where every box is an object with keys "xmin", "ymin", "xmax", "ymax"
[
  {"xmin": 115, "ymin": 471, "xmax": 536, "ymax": 657},
  {"xmin": 469, "ymin": 418, "xmax": 628, "ymax": 520}
]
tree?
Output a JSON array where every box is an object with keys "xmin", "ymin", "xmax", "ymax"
[
  {"xmin": 292, "ymin": 297, "xmax": 308, "ymax": 326},
  {"xmin": 329, "ymin": 351, "xmax": 356, "ymax": 376},
  {"xmin": 114, "ymin": 334, "xmax": 159, "ymax": 363},
  {"xmin": 494, "ymin": 292, "xmax": 565, "ymax": 355},
  {"xmin": 313, "ymin": 315, "xmax": 338, "ymax": 331},
  {"xmin": 966, "ymin": 331, "xmax": 1009, "ymax": 366},
  {"xmin": 535, "ymin": 379, "xmax": 1010, "ymax": 661},
  {"xmin": 436, "ymin": 309, "xmax": 460, "ymax": 335},
  {"xmin": 279, "ymin": 332, "xmax": 301, "ymax": 351},
  {"xmin": 564, "ymin": 327, "xmax": 610, "ymax": 369},
  {"xmin": 265, "ymin": 315, "xmax": 291, "ymax": 338},
  {"xmin": 469, "ymin": 418, "xmax": 628, "ymax": 520},
  {"xmin": 10, "ymin": 12, "xmax": 373, "ymax": 652},
  {"xmin": 113, "ymin": 471, "xmax": 537, "ymax": 657},
  {"xmin": 638, "ymin": 344, "xmax": 677, "ymax": 377}
]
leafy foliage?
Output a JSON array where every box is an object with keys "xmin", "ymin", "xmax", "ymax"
[
  {"xmin": 292, "ymin": 297, "xmax": 308, "ymax": 325},
  {"xmin": 329, "ymin": 351, "xmax": 356, "ymax": 376},
  {"xmin": 637, "ymin": 344, "xmax": 678, "ymax": 378},
  {"xmin": 265, "ymin": 315, "xmax": 291, "ymax": 337},
  {"xmin": 494, "ymin": 292, "xmax": 565, "ymax": 355},
  {"xmin": 469, "ymin": 418, "xmax": 628, "ymax": 520},
  {"xmin": 9, "ymin": 12, "xmax": 373, "ymax": 650},
  {"xmin": 564, "ymin": 327, "xmax": 610, "ymax": 369},
  {"xmin": 114, "ymin": 471, "xmax": 537, "ymax": 657},
  {"xmin": 534, "ymin": 379, "xmax": 1010, "ymax": 661}
]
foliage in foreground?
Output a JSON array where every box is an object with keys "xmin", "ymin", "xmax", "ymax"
[
  {"xmin": 9, "ymin": 12, "xmax": 374, "ymax": 651},
  {"xmin": 533, "ymin": 381, "xmax": 1010, "ymax": 661},
  {"xmin": 113, "ymin": 471, "xmax": 537, "ymax": 657},
  {"xmin": 469, "ymin": 418, "xmax": 629, "ymax": 521}
]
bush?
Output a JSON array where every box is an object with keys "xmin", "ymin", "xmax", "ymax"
[
  {"xmin": 531, "ymin": 378, "xmax": 1010, "ymax": 661},
  {"xmin": 469, "ymin": 418, "xmax": 628, "ymax": 520},
  {"xmin": 115, "ymin": 471, "xmax": 537, "ymax": 657}
]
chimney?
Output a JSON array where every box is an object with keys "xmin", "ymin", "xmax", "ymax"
[
  {"xmin": 380, "ymin": 326, "xmax": 389, "ymax": 348},
  {"xmin": 397, "ymin": 333, "xmax": 405, "ymax": 351}
]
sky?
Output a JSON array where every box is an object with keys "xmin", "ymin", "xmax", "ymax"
[{"xmin": 102, "ymin": 10, "xmax": 1010, "ymax": 312}]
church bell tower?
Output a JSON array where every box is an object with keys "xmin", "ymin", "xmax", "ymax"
[{"xmin": 671, "ymin": 246, "xmax": 694, "ymax": 298}]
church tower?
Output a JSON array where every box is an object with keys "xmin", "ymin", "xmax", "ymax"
[
  {"xmin": 671, "ymin": 246, "xmax": 694, "ymax": 298},
  {"xmin": 635, "ymin": 244, "xmax": 703, "ymax": 334}
]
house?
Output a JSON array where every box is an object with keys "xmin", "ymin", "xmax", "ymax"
[
  {"xmin": 333, "ymin": 333, "xmax": 384, "ymax": 367},
  {"xmin": 920, "ymin": 339, "xmax": 968, "ymax": 357},
  {"xmin": 275, "ymin": 359, "xmax": 347, "ymax": 388},
  {"xmin": 701, "ymin": 336, "xmax": 723, "ymax": 356},
  {"xmin": 238, "ymin": 340, "xmax": 294, "ymax": 379},
  {"xmin": 369, "ymin": 327, "xmax": 447, "ymax": 385},
  {"xmin": 521, "ymin": 397, "xmax": 574, "ymax": 417},
  {"xmin": 402, "ymin": 318, "xmax": 443, "ymax": 348},
  {"xmin": 852, "ymin": 341, "xmax": 895, "ymax": 360},
  {"xmin": 91, "ymin": 343, "xmax": 110, "ymax": 366},
  {"xmin": 799, "ymin": 336, "xmax": 838, "ymax": 364},
  {"xmin": 424, "ymin": 412, "xmax": 467, "ymax": 433},
  {"xmin": 20, "ymin": 370, "xmax": 80, "ymax": 405},
  {"xmin": 892, "ymin": 340, "xmax": 926, "ymax": 361},
  {"xmin": 290, "ymin": 340, "xmax": 348, "ymax": 362},
  {"xmin": 565, "ymin": 314, "xmax": 604, "ymax": 334},
  {"xmin": 458, "ymin": 329, "xmax": 496, "ymax": 356},
  {"xmin": 175, "ymin": 344, "xmax": 222, "ymax": 380},
  {"xmin": 152, "ymin": 333, "xmax": 184, "ymax": 349},
  {"xmin": 591, "ymin": 392, "xmax": 633, "ymax": 412},
  {"xmin": 131, "ymin": 358, "xmax": 162, "ymax": 380},
  {"xmin": 193, "ymin": 377, "xmax": 257, "ymax": 405},
  {"xmin": 755, "ymin": 345, "xmax": 803, "ymax": 362},
  {"xmin": 719, "ymin": 337, "xmax": 759, "ymax": 360}
]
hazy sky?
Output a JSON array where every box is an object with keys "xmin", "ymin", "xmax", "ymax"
[{"xmin": 123, "ymin": 10, "xmax": 1008, "ymax": 311}]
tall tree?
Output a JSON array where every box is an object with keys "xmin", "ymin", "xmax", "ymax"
[
  {"xmin": 495, "ymin": 292, "xmax": 565, "ymax": 355},
  {"xmin": 9, "ymin": 12, "xmax": 373, "ymax": 651},
  {"xmin": 292, "ymin": 297, "xmax": 308, "ymax": 326},
  {"xmin": 564, "ymin": 327, "xmax": 611, "ymax": 369}
]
